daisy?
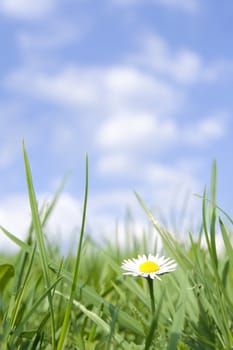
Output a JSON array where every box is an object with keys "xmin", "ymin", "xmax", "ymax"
[{"xmin": 121, "ymin": 253, "xmax": 177, "ymax": 280}]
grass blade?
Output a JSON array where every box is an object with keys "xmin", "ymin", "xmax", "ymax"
[
  {"xmin": 55, "ymin": 291, "xmax": 127, "ymax": 348},
  {"xmin": 57, "ymin": 153, "xmax": 89, "ymax": 350},
  {"xmin": 12, "ymin": 276, "xmax": 63, "ymax": 338},
  {"xmin": 22, "ymin": 142, "xmax": 56, "ymax": 349},
  {"xmin": 144, "ymin": 291, "xmax": 163, "ymax": 350},
  {"xmin": 0, "ymin": 225, "xmax": 32, "ymax": 254},
  {"xmin": 135, "ymin": 191, "xmax": 193, "ymax": 270},
  {"xmin": 41, "ymin": 173, "xmax": 69, "ymax": 227},
  {"xmin": 219, "ymin": 218, "xmax": 233, "ymax": 266},
  {"xmin": 9, "ymin": 244, "xmax": 37, "ymax": 332}
]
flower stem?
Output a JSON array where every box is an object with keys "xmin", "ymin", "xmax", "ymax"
[{"xmin": 147, "ymin": 277, "xmax": 155, "ymax": 316}]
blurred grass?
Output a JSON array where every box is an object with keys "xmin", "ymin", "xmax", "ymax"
[{"xmin": 0, "ymin": 149, "xmax": 233, "ymax": 349}]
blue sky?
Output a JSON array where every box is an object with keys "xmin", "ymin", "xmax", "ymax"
[{"xmin": 0, "ymin": 0, "xmax": 233, "ymax": 251}]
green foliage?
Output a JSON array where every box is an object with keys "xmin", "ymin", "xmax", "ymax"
[
  {"xmin": 0, "ymin": 264, "xmax": 14, "ymax": 294},
  {"xmin": 0, "ymin": 151, "xmax": 233, "ymax": 349}
]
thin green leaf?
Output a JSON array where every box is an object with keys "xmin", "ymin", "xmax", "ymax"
[
  {"xmin": 144, "ymin": 291, "xmax": 163, "ymax": 350},
  {"xmin": 0, "ymin": 264, "xmax": 14, "ymax": 293},
  {"xmin": 135, "ymin": 191, "xmax": 193, "ymax": 270},
  {"xmin": 56, "ymin": 291, "xmax": 128, "ymax": 348},
  {"xmin": 0, "ymin": 225, "xmax": 32, "ymax": 254},
  {"xmin": 210, "ymin": 207, "xmax": 218, "ymax": 268},
  {"xmin": 22, "ymin": 142, "xmax": 56, "ymax": 349},
  {"xmin": 219, "ymin": 218, "xmax": 233, "ymax": 266},
  {"xmin": 57, "ymin": 153, "xmax": 89, "ymax": 350}
]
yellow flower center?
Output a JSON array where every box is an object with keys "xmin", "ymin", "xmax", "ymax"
[{"xmin": 139, "ymin": 261, "xmax": 160, "ymax": 273}]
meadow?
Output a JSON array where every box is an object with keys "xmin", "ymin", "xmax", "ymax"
[{"xmin": 0, "ymin": 145, "xmax": 233, "ymax": 349}]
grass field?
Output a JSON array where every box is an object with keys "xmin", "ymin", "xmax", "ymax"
[{"xmin": 0, "ymin": 146, "xmax": 233, "ymax": 349}]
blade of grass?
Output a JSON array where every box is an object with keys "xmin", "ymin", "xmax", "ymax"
[
  {"xmin": 27, "ymin": 312, "xmax": 50, "ymax": 350},
  {"xmin": 210, "ymin": 208, "xmax": 218, "ymax": 268},
  {"xmin": 57, "ymin": 153, "xmax": 89, "ymax": 350},
  {"xmin": 209, "ymin": 161, "xmax": 218, "ymax": 268},
  {"xmin": 144, "ymin": 291, "xmax": 163, "ymax": 350},
  {"xmin": 9, "ymin": 244, "xmax": 37, "ymax": 332},
  {"xmin": 12, "ymin": 276, "xmax": 63, "ymax": 339},
  {"xmin": 22, "ymin": 142, "xmax": 56, "ymax": 349},
  {"xmin": 201, "ymin": 188, "xmax": 214, "ymax": 262},
  {"xmin": 0, "ymin": 225, "xmax": 32, "ymax": 254},
  {"xmin": 55, "ymin": 291, "xmax": 128, "ymax": 348},
  {"xmin": 41, "ymin": 172, "xmax": 69, "ymax": 227},
  {"xmin": 106, "ymin": 305, "xmax": 120, "ymax": 350},
  {"xmin": 135, "ymin": 192, "xmax": 193, "ymax": 270},
  {"xmin": 196, "ymin": 192, "xmax": 233, "ymax": 226},
  {"xmin": 219, "ymin": 218, "xmax": 233, "ymax": 266},
  {"xmin": 167, "ymin": 275, "xmax": 186, "ymax": 350}
]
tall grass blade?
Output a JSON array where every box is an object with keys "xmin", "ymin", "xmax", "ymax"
[
  {"xmin": 55, "ymin": 291, "xmax": 127, "ymax": 348},
  {"xmin": 144, "ymin": 291, "xmax": 163, "ymax": 350},
  {"xmin": 57, "ymin": 153, "xmax": 89, "ymax": 350},
  {"xmin": 167, "ymin": 276, "xmax": 186, "ymax": 350},
  {"xmin": 9, "ymin": 244, "xmax": 37, "ymax": 333},
  {"xmin": 12, "ymin": 276, "xmax": 63, "ymax": 338},
  {"xmin": 219, "ymin": 218, "xmax": 233, "ymax": 266},
  {"xmin": 209, "ymin": 161, "xmax": 218, "ymax": 267},
  {"xmin": 22, "ymin": 142, "xmax": 56, "ymax": 349},
  {"xmin": 0, "ymin": 225, "xmax": 32, "ymax": 254},
  {"xmin": 210, "ymin": 207, "xmax": 218, "ymax": 268},
  {"xmin": 135, "ymin": 192, "xmax": 193, "ymax": 270},
  {"xmin": 0, "ymin": 264, "xmax": 14, "ymax": 293},
  {"xmin": 201, "ymin": 187, "xmax": 212, "ymax": 256},
  {"xmin": 41, "ymin": 173, "xmax": 68, "ymax": 227}
]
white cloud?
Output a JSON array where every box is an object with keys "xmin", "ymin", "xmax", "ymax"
[
  {"xmin": 98, "ymin": 158, "xmax": 200, "ymax": 211},
  {"xmin": 0, "ymin": 194, "xmax": 30, "ymax": 252},
  {"xmin": 145, "ymin": 162, "xmax": 199, "ymax": 191},
  {"xmin": 141, "ymin": 161, "xmax": 202, "ymax": 233},
  {"xmin": 101, "ymin": 65, "xmax": 179, "ymax": 114},
  {"xmin": 0, "ymin": 192, "xmax": 83, "ymax": 253},
  {"xmin": 129, "ymin": 33, "xmax": 225, "ymax": 84},
  {"xmin": 43, "ymin": 193, "xmax": 83, "ymax": 248},
  {"xmin": 91, "ymin": 213, "xmax": 163, "ymax": 252},
  {"xmin": 97, "ymin": 113, "xmax": 155, "ymax": 150},
  {"xmin": 94, "ymin": 111, "xmax": 226, "ymax": 208},
  {"xmin": 6, "ymin": 67, "xmax": 101, "ymax": 107},
  {"xmin": 0, "ymin": 142, "xmax": 19, "ymax": 169},
  {"xmin": 97, "ymin": 153, "xmax": 133, "ymax": 175},
  {"xmin": 183, "ymin": 114, "xmax": 227, "ymax": 145},
  {"xmin": 87, "ymin": 189, "xmax": 162, "ymax": 248},
  {"xmin": 96, "ymin": 112, "xmax": 226, "ymax": 164},
  {"xmin": 0, "ymin": 187, "xmax": 216, "ymax": 255},
  {"xmin": 0, "ymin": 0, "xmax": 56, "ymax": 18},
  {"xmin": 0, "ymin": 110, "xmax": 37, "ymax": 169},
  {"xmin": 114, "ymin": 0, "xmax": 199, "ymax": 13},
  {"xmin": 153, "ymin": 0, "xmax": 199, "ymax": 13},
  {"xmin": 18, "ymin": 23, "xmax": 78, "ymax": 53},
  {"xmin": 89, "ymin": 189, "xmax": 137, "ymax": 216},
  {"xmin": 0, "ymin": 190, "xmax": 153, "ymax": 252},
  {"xmin": 197, "ymin": 116, "xmax": 226, "ymax": 139},
  {"xmin": 96, "ymin": 112, "xmax": 178, "ymax": 154},
  {"xmin": 6, "ymin": 65, "xmax": 183, "ymax": 116},
  {"xmin": 201, "ymin": 233, "xmax": 225, "ymax": 255}
]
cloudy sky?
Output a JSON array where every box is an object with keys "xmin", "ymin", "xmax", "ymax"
[{"xmin": 0, "ymin": 0, "xmax": 233, "ymax": 251}]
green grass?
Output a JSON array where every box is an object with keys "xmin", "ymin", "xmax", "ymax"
[{"xmin": 0, "ymin": 147, "xmax": 233, "ymax": 349}]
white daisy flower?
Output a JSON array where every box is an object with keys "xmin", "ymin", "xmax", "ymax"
[{"xmin": 121, "ymin": 253, "xmax": 177, "ymax": 280}]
